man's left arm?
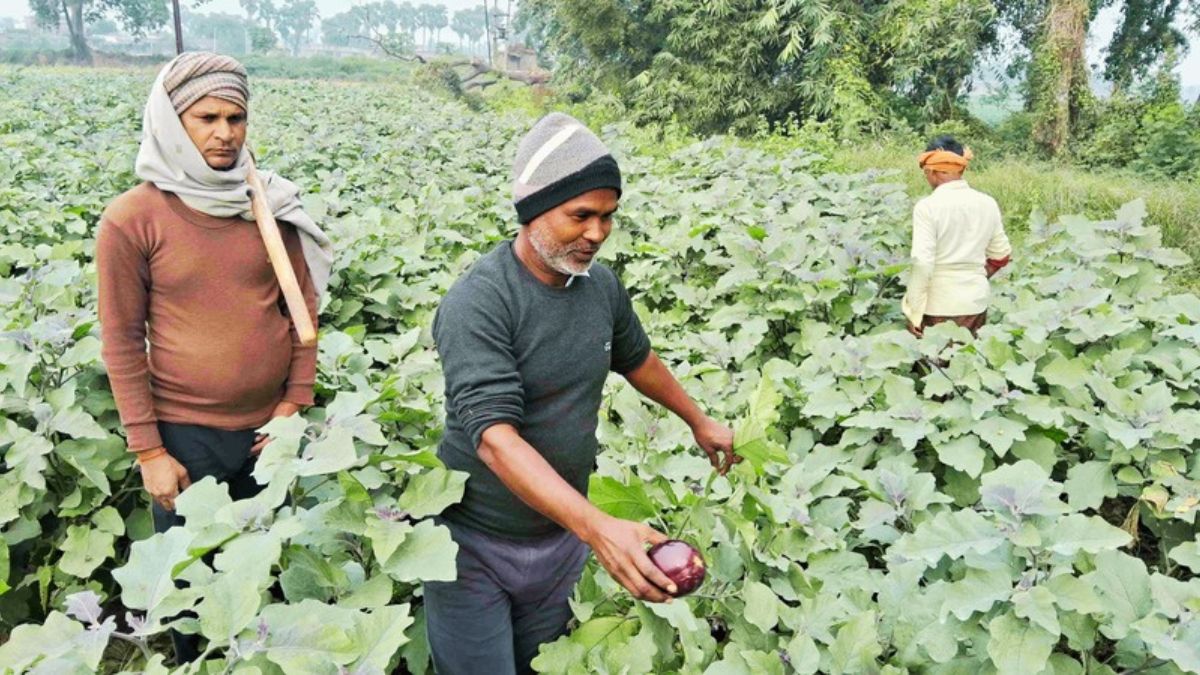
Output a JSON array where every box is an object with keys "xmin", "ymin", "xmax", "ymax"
[{"xmin": 623, "ymin": 352, "xmax": 737, "ymax": 474}]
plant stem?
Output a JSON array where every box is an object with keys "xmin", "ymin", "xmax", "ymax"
[{"xmin": 110, "ymin": 631, "xmax": 154, "ymax": 664}]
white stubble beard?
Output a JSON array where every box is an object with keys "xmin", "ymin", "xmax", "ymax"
[{"xmin": 527, "ymin": 221, "xmax": 596, "ymax": 277}]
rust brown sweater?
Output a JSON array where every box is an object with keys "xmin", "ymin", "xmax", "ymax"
[{"xmin": 96, "ymin": 183, "xmax": 318, "ymax": 452}]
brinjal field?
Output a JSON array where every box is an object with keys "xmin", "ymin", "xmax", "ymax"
[{"xmin": 0, "ymin": 67, "xmax": 1198, "ymax": 674}]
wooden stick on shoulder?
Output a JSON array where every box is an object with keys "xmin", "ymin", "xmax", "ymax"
[{"xmin": 245, "ymin": 155, "xmax": 318, "ymax": 348}]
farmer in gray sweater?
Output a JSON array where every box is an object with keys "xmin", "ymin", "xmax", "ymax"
[{"xmin": 428, "ymin": 112, "xmax": 737, "ymax": 674}]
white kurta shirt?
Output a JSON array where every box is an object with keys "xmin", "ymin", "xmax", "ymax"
[{"xmin": 901, "ymin": 180, "xmax": 1012, "ymax": 326}]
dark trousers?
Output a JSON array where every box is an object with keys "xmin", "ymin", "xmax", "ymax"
[
  {"xmin": 424, "ymin": 519, "xmax": 589, "ymax": 675},
  {"xmin": 151, "ymin": 421, "xmax": 261, "ymax": 665}
]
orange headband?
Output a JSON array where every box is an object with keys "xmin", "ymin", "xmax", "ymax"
[{"xmin": 918, "ymin": 147, "xmax": 973, "ymax": 173}]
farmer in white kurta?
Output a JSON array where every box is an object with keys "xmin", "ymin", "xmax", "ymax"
[{"xmin": 902, "ymin": 136, "xmax": 1012, "ymax": 337}]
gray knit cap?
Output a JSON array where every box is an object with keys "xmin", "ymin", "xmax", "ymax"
[
  {"xmin": 511, "ymin": 112, "xmax": 622, "ymax": 224},
  {"xmin": 164, "ymin": 51, "xmax": 250, "ymax": 115}
]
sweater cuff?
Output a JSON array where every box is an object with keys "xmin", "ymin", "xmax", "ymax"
[
  {"xmin": 125, "ymin": 422, "xmax": 163, "ymax": 453},
  {"xmin": 282, "ymin": 383, "xmax": 316, "ymax": 407}
]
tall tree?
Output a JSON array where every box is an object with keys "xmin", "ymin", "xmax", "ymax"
[
  {"xmin": 1027, "ymin": 0, "xmax": 1093, "ymax": 155},
  {"xmin": 396, "ymin": 1, "xmax": 419, "ymax": 41},
  {"xmin": 184, "ymin": 10, "xmax": 254, "ymax": 54},
  {"xmin": 29, "ymin": 0, "xmax": 170, "ymax": 62},
  {"xmin": 428, "ymin": 3, "xmax": 448, "ymax": 46},
  {"xmin": 239, "ymin": 0, "xmax": 277, "ymax": 33},
  {"xmin": 323, "ymin": 1, "xmax": 415, "ymax": 56},
  {"xmin": 272, "ymin": 0, "xmax": 318, "ymax": 56},
  {"xmin": 517, "ymin": 0, "xmax": 999, "ymax": 135},
  {"xmin": 1104, "ymin": 0, "xmax": 1188, "ymax": 89},
  {"xmin": 416, "ymin": 3, "xmax": 445, "ymax": 48},
  {"xmin": 451, "ymin": 6, "xmax": 486, "ymax": 54}
]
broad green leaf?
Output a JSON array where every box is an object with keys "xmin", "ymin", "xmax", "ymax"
[
  {"xmin": 588, "ymin": 475, "xmax": 658, "ymax": 520},
  {"xmin": 889, "ymin": 509, "xmax": 1004, "ymax": 566},
  {"xmin": 252, "ymin": 414, "xmax": 311, "ymax": 484},
  {"xmin": 281, "ymin": 545, "xmax": 350, "ymax": 602},
  {"xmin": 0, "ymin": 611, "xmax": 111, "ymax": 671},
  {"xmin": 400, "ymin": 605, "xmax": 432, "ymax": 675},
  {"xmin": 1141, "ymin": 620, "xmax": 1200, "ymax": 674},
  {"xmin": 1064, "ymin": 461, "xmax": 1117, "ymax": 511},
  {"xmin": 397, "ymin": 467, "xmax": 467, "ymax": 518},
  {"xmin": 1044, "ymin": 574, "xmax": 1104, "ymax": 615},
  {"xmin": 604, "ymin": 627, "xmax": 657, "ymax": 674},
  {"xmin": 571, "ymin": 616, "xmax": 637, "ymax": 653},
  {"xmin": 986, "ymin": 611, "xmax": 1056, "ymax": 674},
  {"xmin": 829, "ymin": 611, "xmax": 881, "ymax": 674},
  {"xmin": 785, "ymin": 632, "xmax": 821, "ymax": 674},
  {"xmin": 6, "ymin": 432, "xmax": 53, "ymax": 490},
  {"xmin": 1041, "ymin": 355, "xmax": 1090, "ymax": 388},
  {"xmin": 259, "ymin": 600, "xmax": 358, "ymax": 673},
  {"xmin": 326, "ymin": 390, "xmax": 372, "ymax": 421},
  {"xmin": 530, "ymin": 637, "xmax": 588, "ymax": 674},
  {"xmin": 213, "ymin": 532, "xmax": 281, "ymax": 584},
  {"xmin": 934, "ymin": 435, "xmax": 985, "ymax": 478},
  {"xmin": 973, "ymin": 416, "xmax": 1027, "ymax": 457},
  {"xmin": 113, "ymin": 528, "xmax": 195, "ymax": 614},
  {"xmin": 646, "ymin": 599, "xmax": 714, "ymax": 667},
  {"xmin": 349, "ymin": 604, "xmax": 414, "ymax": 674},
  {"xmin": 1012, "ymin": 585, "xmax": 1060, "ymax": 635},
  {"xmin": 50, "ymin": 406, "xmax": 107, "ymax": 439},
  {"xmin": 0, "ymin": 538, "xmax": 11, "ymax": 594},
  {"xmin": 175, "ymin": 476, "xmax": 234, "ymax": 529},
  {"xmin": 1043, "ymin": 514, "xmax": 1131, "ymax": 555},
  {"xmin": 733, "ymin": 374, "xmax": 788, "ymax": 472},
  {"xmin": 646, "ymin": 597, "xmax": 703, "ymax": 632},
  {"xmin": 63, "ymin": 590, "xmax": 104, "ymax": 625},
  {"xmin": 1088, "ymin": 550, "xmax": 1152, "ymax": 639},
  {"xmin": 341, "ymin": 575, "xmax": 395, "ymax": 611},
  {"xmin": 979, "ymin": 460, "xmax": 1066, "ymax": 517},
  {"xmin": 93, "ymin": 506, "xmax": 125, "ymax": 536},
  {"xmin": 938, "ymin": 568, "xmax": 1012, "ymax": 622},
  {"xmin": 743, "ymin": 580, "xmax": 779, "ymax": 632},
  {"xmin": 1168, "ymin": 538, "xmax": 1200, "ymax": 573},
  {"xmin": 382, "ymin": 520, "xmax": 458, "ymax": 583},
  {"xmin": 58, "ymin": 525, "xmax": 115, "ymax": 578},
  {"xmin": 1009, "ymin": 432, "xmax": 1059, "ymax": 473},
  {"xmin": 364, "ymin": 515, "xmax": 414, "ymax": 566},
  {"xmin": 197, "ymin": 572, "xmax": 262, "ymax": 643},
  {"xmin": 297, "ymin": 426, "xmax": 360, "ymax": 477}
]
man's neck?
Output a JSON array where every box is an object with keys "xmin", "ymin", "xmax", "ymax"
[
  {"xmin": 932, "ymin": 176, "xmax": 965, "ymax": 190},
  {"xmin": 513, "ymin": 232, "xmax": 570, "ymax": 287}
]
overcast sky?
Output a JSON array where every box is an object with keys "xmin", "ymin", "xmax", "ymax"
[
  {"xmin": 1, "ymin": 0, "xmax": 1196, "ymax": 87},
  {"xmin": 186, "ymin": 0, "xmax": 488, "ymax": 15},
  {"xmin": 0, "ymin": 0, "xmax": 491, "ymax": 19}
]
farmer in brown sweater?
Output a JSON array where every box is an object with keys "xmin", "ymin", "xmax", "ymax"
[{"xmin": 96, "ymin": 53, "xmax": 332, "ymax": 660}]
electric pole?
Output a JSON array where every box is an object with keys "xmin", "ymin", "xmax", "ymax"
[{"xmin": 172, "ymin": 0, "xmax": 184, "ymax": 54}]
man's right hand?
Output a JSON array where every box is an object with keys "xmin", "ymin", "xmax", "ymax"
[
  {"xmin": 140, "ymin": 449, "xmax": 191, "ymax": 511},
  {"xmin": 582, "ymin": 514, "xmax": 677, "ymax": 603}
]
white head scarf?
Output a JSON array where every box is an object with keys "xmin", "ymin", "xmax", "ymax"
[{"xmin": 134, "ymin": 52, "xmax": 334, "ymax": 296}]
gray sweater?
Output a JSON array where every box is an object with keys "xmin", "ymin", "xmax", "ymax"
[{"xmin": 432, "ymin": 240, "xmax": 651, "ymax": 539}]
